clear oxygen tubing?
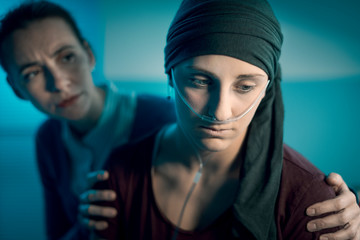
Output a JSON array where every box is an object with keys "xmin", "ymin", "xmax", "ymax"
[
  {"xmin": 152, "ymin": 124, "xmax": 203, "ymax": 240},
  {"xmin": 171, "ymin": 68, "xmax": 270, "ymax": 124},
  {"xmin": 171, "ymin": 147, "xmax": 203, "ymax": 240},
  {"xmin": 169, "ymin": 68, "xmax": 269, "ymax": 239}
]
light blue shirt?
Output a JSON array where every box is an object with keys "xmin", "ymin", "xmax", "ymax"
[{"xmin": 62, "ymin": 84, "xmax": 137, "ymax": 196}]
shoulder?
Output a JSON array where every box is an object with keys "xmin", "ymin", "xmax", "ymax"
[
  {"xmin": 36, "ymin": 118, "xmax": 62, "ymax": 141},
  {"xmin": 35, "ymin": 119, "xmax": 65, "ymax": 158},
  {"xmin": 135, "ymin": 94, "xmax": 175, "ymax": 118},
  {"xmin": 100, "ymin": 132, "xmax": 157, "ymax": 200},
  {"xmin": 280, "ymin": 144, "xmax": 334, "ymax": 208},
  {"xmin": 280, "ymin": 144, "xmax": 332, "ymax": 212},
  {"xmin": 105, "ymin": 132, "xmax": 157, "ymax": 173},
  {"xmin": 130, "ymin": 94, "xmax": 176, "ymax": 141},
  {"xmin": 109, "ymin": 84, "xmax": 136, "ymax": 105},
  {"xmin": 35, "ymin": 118, "xmax": 67, "ymax": 163},
  {"xmin": 35, "ymin": 118, "xmax": 69, "ymax": 183},
  {"xmin": 35, "ymin": 118, "xmax": 64, "ymax": 157},
  {"xmin": 276, "ymin": 144, "xmax": 340, "ymax": 238},
  {"xmin": 282, "ymin": 144, "xmax": 324, "ymax": 179}
]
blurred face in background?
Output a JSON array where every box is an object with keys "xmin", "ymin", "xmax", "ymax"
[{"xmin": 3, "ymin": 17, "xmax": 100, "ymax": 122}]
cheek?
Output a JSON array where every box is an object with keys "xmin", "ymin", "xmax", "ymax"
[
  {"xmin": 20, "ymin": 81, "xmax": 53, "ymax": 111},
  {"xmin": 175, "ymin": 94, "xmax": 188, "ymax": 121},
  {"xmin": 236, "ymin": 97, "xmax": 263, "ymax": 128},
  {"xmin": 77, "ymin": 53, "xmax": 93, "ymax": 72},
  {"xmin": 13, "ymin": 77, "xmax": 43, "ymax": 101},
  {"xmin": 183, "ymin": 90, "xmax": 209, "ymax": 113},
  {"xmin": 27, "ymin": 91, "xmax": 52, "ymax": 111},
  {"xmin": 236, "ymin": 109, "xmax": 255, "ymax": 131},
  {"xmin": 71, "ymin": 62, "xmax": 94, "ymax": 87},
  {"xmin": 175, "ymin": 93, "xmax": 197, "ymax": 129}
]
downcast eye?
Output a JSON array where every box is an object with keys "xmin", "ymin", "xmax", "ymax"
[
  {"xmin": 61, "ymin": 53, "xmax": 76, "ymax": 63},
  {"xmin": 234, "ymin": 84, "xmax": 255, "ymax": 93},
  {"xmin": 190, "ymin": 78, "xmax": 211, "ymax": 87}
]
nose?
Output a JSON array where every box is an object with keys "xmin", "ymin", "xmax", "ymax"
[
  {"xmin": 207, "ymin": 87, "xmax": 233, "ymax": 122},
  {"xmin": 44, "ymin": 66, "xmax": 70, "ymax": 92}
]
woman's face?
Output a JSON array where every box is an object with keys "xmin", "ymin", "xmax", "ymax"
[
  {"xmin": 172, "ymin": 55, "xmax": 269, "ymax": 153},
  {"xmin": 4, "ymin": 17, "xmax": 98, "ymax": 121}
]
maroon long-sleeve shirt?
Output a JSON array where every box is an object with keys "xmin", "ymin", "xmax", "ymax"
[{"xmin": 96, "ymin": 134, "xmax": 340, "ymax": 239}]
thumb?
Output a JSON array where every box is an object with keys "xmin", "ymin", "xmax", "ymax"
[{"xmin": 326, "ymin": 172, "xmax": 349, "ymax": 194}]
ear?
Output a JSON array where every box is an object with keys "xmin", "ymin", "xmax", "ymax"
[
  {"xmin": 82, "ymin": 40, "xmax": 96, "ymax": 69},
  {"xmin": 6, "ymin": 76, "xmax": 27, "ymax": 100}
]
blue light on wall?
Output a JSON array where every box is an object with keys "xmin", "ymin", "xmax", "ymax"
[{"xmin": 0, "ymin": 0, "xmax": 359, "ymax": 239}]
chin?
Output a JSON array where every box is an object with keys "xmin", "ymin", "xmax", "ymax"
[
  {"xmin": 198, "ymin": 138, "xmax": 233, "ymax": 152},
  {"xmin": 50, "ymin": 109, "xmax": 87, "ymax": 122}
]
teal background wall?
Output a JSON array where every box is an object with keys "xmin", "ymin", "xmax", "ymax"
[{"xmin": 0, "ymin": 0, "xmax": 359, "ymax": 239}]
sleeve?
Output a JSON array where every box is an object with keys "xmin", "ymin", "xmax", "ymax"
[
  {"xmin": 35, "ymin": 122, "xmax": 88, "ymax": 240},
  {"xmin": 281, "ymin": 175, "xmax": 342, "ymax": 240}
]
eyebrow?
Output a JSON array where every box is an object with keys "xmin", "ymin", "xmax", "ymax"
[
  {"xmin": 236, "ymin": 74, "xmax": 267, "ymax": 80},
  {"xmin": 51, "ymin": 45, "xmax": 75, "ymax": 58},
  {"xmin": 19, "ymin": 62, "xmax": 39, "ymax": 74},
  {"xmin": 185, "ymin": 66, "xmax": 267, "ymax": 80},
  {"xmin": 18, "ymin": 45, "xmax": 76, "ymax": 74}
]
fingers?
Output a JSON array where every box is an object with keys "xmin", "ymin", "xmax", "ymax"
[
  {"xmin": 87, "ymin": 170, "xmax": 110, "ymax": 188},
  {"xmin": 318, "ymin": 221, "xmax": 360, "ymax": 240},
  {"xmin": 307, "ymin": 195, "xmax": 360, "ymax": 240},
  {"xmin": 326, "ymin": 173, "xmax": 350, "ymax": 194},
  {"xmin": 78, "ymin": 204, "xmax": 116, "ymax": 231},
  {"xmin": 307, "ymin": 190, "xmax": 356, "ymax": 216},
  {"xmin": 78, "ymin": 203, "xmax": 117, "ymax": 231},
  {"xmin": 306, "ymin": 173, "xmax": 360, "ymax": 238},
  {"xmin": 80, "ymin": 217, "xmax": 109, "ymax": 231},
  {"xmin": 79, "ymin": 204, "xmax": 117, "ymax": 218},
  {"xmin": 80, "ymin": 171, "xmax": 115, "ymax": 232},
  {"xmin": 307, "ymin": 203, "xmax": 359, "ymax": 231},
  {"xmin": 80, "ymin": 189, "xmax": 116, "ymax": 203}
]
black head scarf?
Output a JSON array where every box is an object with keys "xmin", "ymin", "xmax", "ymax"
[{"xmin": 164, "ymin": 0, "xmax": 284, "ymax": 239}]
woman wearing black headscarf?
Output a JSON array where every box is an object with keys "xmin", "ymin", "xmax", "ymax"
[{"xmin": 95, "ymin": 0, "xmax": 359, "ymax": 239}]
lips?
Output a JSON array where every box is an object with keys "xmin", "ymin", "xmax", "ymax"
[
  {"xmin": 200, "ymin": 125, "xmax": 229, "ymax": 131},
  {"xmin": 57, "ymin": 94, "xmax": 81, "ymax": 108},
  {"xmin": 199, "ymin": 125, "xmax": 233, "ymax": 137}
]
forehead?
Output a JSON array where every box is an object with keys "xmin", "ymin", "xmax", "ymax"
[
  {"xmin": 3, "ymin": 17, "xmax": 81, "ymax": 65},
  {"xmin": 178, "ymin": 55, "xmax": 267, "ymax": 77}
]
